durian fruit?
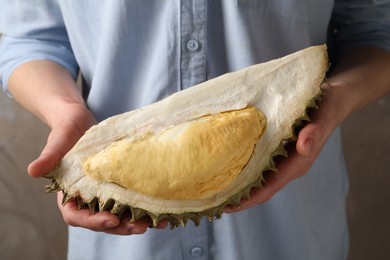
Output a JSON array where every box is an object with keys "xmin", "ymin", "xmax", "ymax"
[{"xmin": 46, "ymin": 45, "xmax": 328, "ymax": 228}]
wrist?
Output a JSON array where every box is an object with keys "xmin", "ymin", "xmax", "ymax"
[
  {"xmin": 321, "ymin": 80, "xmax": 355, "ymax": 127},
  {"xmin": 327, "ymin": 46, "xmax": 390, "ymax": 119},
  {"xmin": 8, "ymin": 60, "xmax": 87, "ymax": 127}
]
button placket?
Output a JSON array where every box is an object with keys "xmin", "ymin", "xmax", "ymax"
[
  {"xmin": 181, "ymin": 220, "xmax": 209, "ymax": 260},
  {"xmin": 179, "ymin": 4, "xmax": 209, "ymax": 258},
  {"xmin": 179, "ymin": 0, "xmax": 207, "ymax": 90}
]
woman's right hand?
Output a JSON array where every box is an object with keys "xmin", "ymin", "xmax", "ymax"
[
  {"xmin": 32, "ymin": 103, "xmax": 160, "ymax": 235},
  {"xmin": 9, "ymin": 61, "xmax": 166, "ymax": 235}
]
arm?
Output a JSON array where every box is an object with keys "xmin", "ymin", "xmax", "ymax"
[
  {"xmin": 0, "ymin": 0, "xmax": 164, "ymax": 234},
  {"xmin": 9, "ymin": 60, "xmax": 92, "ymax": 177},
  {"xmin": 226, "ymin": 45, "xmax": 390, "ymax": 212}
]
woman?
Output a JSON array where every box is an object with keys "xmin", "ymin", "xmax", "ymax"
[{"xmin": 1, "ymin": 1, "xmax": 390, "ymax": 259}]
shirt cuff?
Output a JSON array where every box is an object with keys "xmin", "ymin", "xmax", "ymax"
[
  {"xmin": 0, "ymin": 35, "xmax": 78, "ymax": 97},
  {"xmin": 329, "ymin": 21, "xmax": 390, "ymax": 62}
]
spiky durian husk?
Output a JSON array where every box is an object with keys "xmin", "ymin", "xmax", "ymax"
[{"xmin": 46, "ymin": 45, "xmax": 328, "ymax": 229}]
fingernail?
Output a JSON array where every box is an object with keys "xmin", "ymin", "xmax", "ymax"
[
  {"xmin": 105, "ymin": 221, "xmax": 118, "ymax": 228},
  {"xmin": 131, "ymin": 227, "xmax": 145, "ymax": 234},
  {"xmin": 320, "ymin": 82, "xmax": 332, "ymax": 91},
  {"xmin": 224, "ymin": 205, "xmax": 240, "ymax": 213}
]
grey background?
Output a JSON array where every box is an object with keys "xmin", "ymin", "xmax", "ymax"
[{"xmin": 0, "ymin": 88, "xmax": 389, "ymax": 260}]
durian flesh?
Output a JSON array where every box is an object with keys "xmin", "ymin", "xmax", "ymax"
[
  {"xmin": 83, "ymin": 106, "xmax": 266, "ymax": 200},
  {"xmin": 46, "ymin": 45, "xmax": 328, "ymax": 228}
]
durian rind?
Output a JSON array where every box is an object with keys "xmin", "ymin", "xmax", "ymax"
[{"xmin": 46, "ymin": 45, "xmax": 328, "ymax": 228}]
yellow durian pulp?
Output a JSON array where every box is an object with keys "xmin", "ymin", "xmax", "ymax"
[{"xmin": 83, "ymin": 106, "xmax": 266, "ymax": 200}]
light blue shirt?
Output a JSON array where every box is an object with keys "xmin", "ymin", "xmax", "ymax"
[{"xmin": 1, "ymin": 1, "xmax": 390, "ymax": 259}]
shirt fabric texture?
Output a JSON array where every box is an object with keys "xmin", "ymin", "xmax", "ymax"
[{"xmin": 1, "ymin": 1, "xmax": 390, "ymax": 259}]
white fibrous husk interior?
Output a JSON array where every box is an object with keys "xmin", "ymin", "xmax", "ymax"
[{"xmin": 46, "ymin": 45, "xmax": 328, "ymax": 228}]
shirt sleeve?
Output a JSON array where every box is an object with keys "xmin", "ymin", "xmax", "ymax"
[
  {"xmin": 0, "ymin": 0, "xmax": 78, "ymax": 96},
  {"xmin": 329, "ymin": 0, "xmax": 390, "ymax": 61}
]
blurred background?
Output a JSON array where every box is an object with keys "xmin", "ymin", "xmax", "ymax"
[{"xmin": 0, "ymin": 88, "xmax": 389, "ymax": 260}]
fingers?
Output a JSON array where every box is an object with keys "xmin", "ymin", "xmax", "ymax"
[
  {"xmin": 57, "ymin": 193, "xmax": 167, "ymax": 235},
  {"xmin": 225, "ymin": 147, "xmax": 308, "ymax": 213},
  {"xmin": 103, "ymin": 218, "xmax": 150, "ymax": 235}
]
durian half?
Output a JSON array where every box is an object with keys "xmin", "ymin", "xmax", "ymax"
[{"xmin": 46, "ymin": 45, "xmax": 328, "ymax": 228}]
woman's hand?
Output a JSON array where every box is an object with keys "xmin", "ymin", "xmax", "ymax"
[
  {"xmin": 9, "ymin": 60, "xmax": 167, "ymax": 235},
  {"xmin": 27, "ymin": 103, "xmax": 96, "ymax": 178},
  {"xmin": 35, "ymin": 103, "xmax": 167, "ymax": 234},
  {"xmin": 225, "ymin": 83, "xmax": 342, "ymax": 212},
  {"xmin": 226, "ymin": 46, "xmax": 390, "ymax": 213}
]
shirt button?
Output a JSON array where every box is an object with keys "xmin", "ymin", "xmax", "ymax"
[
  {"xmin": 190, "ymin": 246, "xmax": 203, "ymax": 257},
  {"xmin": 187, "ymin": 39, "xmax": 200, "ymax": 51}
]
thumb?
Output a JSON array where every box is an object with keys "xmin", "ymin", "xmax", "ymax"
[
  {"xmin": 27, "ymin": 103, "xmax": 97, "ymax": 178},
  {"xmin": 28, "ymin": 120, "xmax": 91, "ymax": 178},
  {"xmin": 296, "ymin": 125, "xmax": 317, "ymax": 158},
  {"xmin": 296, "ymin": 84, "xmax": 338, "ymax": 158},
  {"xmin": 295, "ymin": 119, "xmax": 332, "ymax": 159},
  {"xmin": 28, "ymin": 146, "xmax": 64, "ymax": 178},
  {"xmin": 28, "ymin": 127, "xmax": 74, "ymax": 178}
]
